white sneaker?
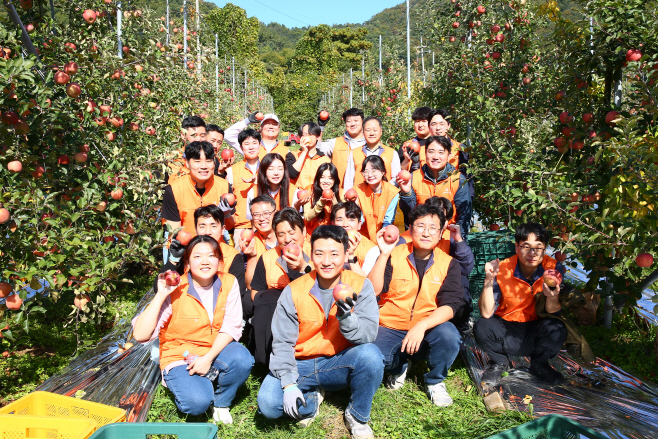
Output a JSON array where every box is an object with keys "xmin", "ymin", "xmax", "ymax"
[
  {"xmin": 344, "ymin": 409, "xmax": 375, "ymax": 439},
  {"xmin": 385, "ymin": 366, "xmax": 408, "ymax": 390},
  {"xmin": 427, "ymin": 382, "xmax": 453, "ymax": 407},
  {"xmin": 299, "ymin": 389, "xmax": 324, "ymax": 428},
  {"xmin": 212, "ymin": 407, "xmax": 233, "ymax": 424}
]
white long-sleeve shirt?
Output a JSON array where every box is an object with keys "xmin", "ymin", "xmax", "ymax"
[
  {"xmin": 224, "ymin": 118, "xmax": 280, "ymax": 155},
  {"xmin": 316, "ymin": 133, "xmax": 366, "ymax": 191}
]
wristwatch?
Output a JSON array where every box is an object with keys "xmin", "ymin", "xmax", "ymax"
[{"xmin": 348, "ymin": 256, "xmax": 358, "ymax": 264}]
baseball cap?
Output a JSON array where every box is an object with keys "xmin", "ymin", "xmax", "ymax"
[{"xmin": 261, "ymin": 113, "xmax": 280, "ymax": 125}]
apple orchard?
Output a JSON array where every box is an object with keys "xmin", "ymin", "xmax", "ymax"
[{"xmin": 1, "ymin": 0, "xmax": 658, "ymax": 345}]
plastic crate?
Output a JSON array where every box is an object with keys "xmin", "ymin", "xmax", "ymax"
[
  {"xmin": 486, "ymin": 414, "xmax": 606, "ymax": 439},
  {"xmin": 0, "ymin": 392, "xmax": 126, "ymax": 430},
  {"xmin": 0, "ymin": 414, "xmax": 97, "ymax": 439},
  {"xmin": 88, "ymin": 422, "xmax": 218, "ymax": 439},
  {"xmin": 469, "ymin": 230, "xmax": 517, "ymax": 277}
]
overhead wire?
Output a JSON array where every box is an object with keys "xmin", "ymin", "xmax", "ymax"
[{"xmin": 250, "ymin": 0, "xmax": 312, "ymax": 27}]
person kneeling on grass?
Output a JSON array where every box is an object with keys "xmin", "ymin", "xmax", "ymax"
[
  {"xmin": 367, "ymin": 203, "xmax": 464, "ymax": 406},
  {"xmin": 257, "ymin": 225, "xmax": 383, "ymax": 439},
  {"xmin": 475, "ymin": 222, "xmax": 567, "ymax": 387},
  {"xmin": 132, "ymin": 235, "xmax": 254, "ymax": 424}
]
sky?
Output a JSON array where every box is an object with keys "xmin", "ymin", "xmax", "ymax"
[{"xmin": 210, "ymin": 0, "xmax": 405, "ymax": 28}]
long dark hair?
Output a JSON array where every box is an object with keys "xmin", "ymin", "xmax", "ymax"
[
  {"xmin": 182, "ymin": 235, "xmax": 224, "ymax": 273},
  {"xmin": 312, "ymin": 163, "xmax": 341, "ymax": 222},
  {"xmin": 257, "ymin": 153, "xmax": 290, "ymax": 209}
]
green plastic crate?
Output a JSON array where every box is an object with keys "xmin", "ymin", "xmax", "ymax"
[
  {"xmin": 88, "ymin": 422, "xmax": 218, "ymax": 439},
  {"xmin": 486, "ymin": 415, "xmax": 606, "ymax": 439}
]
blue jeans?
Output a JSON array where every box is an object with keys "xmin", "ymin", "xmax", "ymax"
[
  {"xmin": 163, "ymin": 342, "xmax": 254, "ymax": 415},
  {"xmin": 373, "ymin": 322, "xmax": 461, "ymax": 385},
  {"xmin": 257, "ymin": 344, "xmax": 384, "ymax": 423}
]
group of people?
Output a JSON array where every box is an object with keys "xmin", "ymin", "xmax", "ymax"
[{"xmin": 132, "ymin": 108, "xmax": 569, "ymax": 438}]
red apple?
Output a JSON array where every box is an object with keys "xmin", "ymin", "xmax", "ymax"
[
  {"xmin": 554, "ymin": 137, "xmax": 566, "ymax": 148},
  {"xmin": 344, "ymin": 188, "xmax": 358, "ymax": 201},
  {"xmin": 74, "ymin": 294, "xmax": 91, "ymax": 309},
  {"xmin": 58, "ymin": 155, "xmax": 70, "ymax": 165},
  {"xmin": 105, "ymin": 131, "xmax": 117, "ymax": 141},
  {"xmin": 222, "ymin": 193, "xmax": 236, "ymax": 207},
  {"xmin": 221, "ymin": 149, "xmax": 234, "ymax": 160},
  {"xmin": 452, "ymin": 21, "xmax": 460, "ymax": 28},
  {"xmin": 74, "ymin": 152, "xmax": 88, "ymax": 163},
  {"xmin": 476, "ymin": 5, "xmax": 486, "ymax": 14},
  {"xmin": 0, "ymin": 282, "xmax": 11, "ymax": 298},
  {"xmin": 559, "ymin": 111, "xmax": 573, "ymax": 124},
  {"xmin": 283, "ymin": 243, "xmax": 301, "ymax": 258},
  {"xmin": 255, "ymin": 112, "xmax": 264, "ymax": 121},
  {"xmin": 489, "ymin": 224, "xmax": 500, "ymax": 231},
  {"xmin": 82, "ymin": 9, "xmax": 97, "ymax": 23},
  {"xmin": 626, "ymin": 49, "xmax": 642, "ymax": 62},
  {"xmin": 110, "ymin": 189, "xmax": 123, "ymax": 200},
  {"xmin": 64, "ymin": 61, "xmax": 78, "ymax": 75},
  {"xmin": 54, "ymin": 71, "xmax": 70, "ymax": 85},
  {"xmin": 582, "ymin": 113, "xmax": 593, "ymax": 123},
  {"xmin": 319, "ymin": 110, "xmax": 329, "ymax": 121},
  {"xmin": 543, "ymin": 269, "xmax": 563, "ymax": 287},
  {"xmin": 99, "ymin": 105, "xmax": 112, "ymax": 117},
  {"xmin": 5, "ymin": 294, "xmax": 22, "ymax": 310},
  {"xmin": 241, "ymin": 229, "xmax": 254, "ymax": 245},
  {"xmin": 491, "ymin": 24, "xmax": 501, "ymax": 33},
  {"xmin": 495, "ymin": 34, "xmax": 505, "ymax": 42},
  {"xmin": 554, "ymin": 251, "xmax": 567, "ymax": 262},
  {"xmin": 383, "ymin": 225, "xmax": 399, "ymax": 244},
  {"xmin": 297, "ymin": 189, "xmax": 310, "ymax": 201},
  {"xmin": 164, "ymin": 270, "xmax": 181, "ymax": 286},
  {"xmin": 322, "ymin": 189, "xmax": 334, "ymax": 200},
  {"xmin": 66, "ymin": 82, "xmax": 81, "ymax": 98},
  {"xmin": 7, "ymin": 160, "xmax": 21, "ymax": 173},
  {"xmin": 333, "ymin": 283, "xmax": 355, "ymax": 303},
  {"xmin": 176, "ymin": 230, "xmax": 194, "ymax": 246},
  {"xmin": 636, "ymin": 253, "xmax": 654, "ymax": 268},
  {"xmin": 397, "ymin": 170, "xmax": 411, "ymax": 183},
  {"xmin": 0, "ymin": 208, "xmax": 9, "ymax": 224},
  {"xmin": 146, "ymin": 126, "xmax": 156, "ymax": 136},
  {"xmin": 347, "ymin": 230, "xmax": 358, "ymax": 241},
  {"xmin": 605, "ymin": 111, "xmax": 620, "ymax": 126}
]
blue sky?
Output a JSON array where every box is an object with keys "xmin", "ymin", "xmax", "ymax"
[{"xmin": 210, "ymin": 0, "xmax": 405, "ymax": 28}]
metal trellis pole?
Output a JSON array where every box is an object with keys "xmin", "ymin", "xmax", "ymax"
[
  {"xmin": 196, "ymin": 0, "xmax": 200, "ymax": 74},
  {"xmin": 379, "ymin": 35, "xmax": 382, "ymax": 71},
  {"xmin": 183, "ymin": 0, "xmax": 188, "ymax": 66},
  {"xmin": 349, "ymin": 68, "xmax": 353, "ymax": 108},
  {"xmin": 406, "ymin": 0, "xmax": 411, "ymax": 98},
  {"xmin": 215, "ymin": 34, "xmax": 219, "ymax": 111},
  {"xmin": 232, "ymin": 56, "xmax": 235, "ymax": 109},
  {"xmin": 362, "ymin": 56, "xmax": 365, "ymax": 104},
  {"xmin": 244, "ymin": 69, "xmax": 247, "ymax": 115},
  {"xmin": 166, "ymin": 0, "xmax": 170, "ymax": 46},
  {"xmin": 117, "ymin": 1, "xmax": 122, "ymax": 59}
]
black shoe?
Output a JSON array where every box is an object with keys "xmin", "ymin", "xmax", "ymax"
[
  {"xmin": 480, "ymin": 362, "xmax": 509, "ymax": 387},
  {"xmin": 529, "ymin": 361, "xmax": 563, "ymax": 385}
]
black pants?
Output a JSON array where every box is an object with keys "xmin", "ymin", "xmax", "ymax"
[
  {"xmin": 251, "ymin": 289, "xmax": 283, "ymax": 366},
  {"xmin": 474, "ymin": 315, "xmax": 567, "ymax": 365}
]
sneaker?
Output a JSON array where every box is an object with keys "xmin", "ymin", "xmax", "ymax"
[
  {"xmin": 298, "ymin": 389, "xmax": 324, "ymax": 428},
  {"xmin": 529, "ymin": 361, "xmax": 563, "ymax": 385},
  {"xmin": 480, "ymin": 361, "xmax": 509, "ymax": 388},
  {"xmin": 426, "ymin": 382, "xmax": 453, "ymax": 407},
  {"xmin": 385, "ymin": 365, "xmax": 408, "ymax": 390},
  {"xmin": 212, "ymin": 407, "xmax": 233, "ymax": 424},
  {"xmin": 344, "ymin": 409, "xmax": 375, "ymax": 439}
]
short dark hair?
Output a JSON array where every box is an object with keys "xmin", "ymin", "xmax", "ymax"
[
  {"xmin": 425, "ymin": 196, "xmax": 453, "ymax": 220},
  {"xmin": 206, "ymin": 124, "xmax": 224, "ymax": 135},
  {"xmin": 194, "ymin": 204, "xmax": 225, "ymax": 227},
  {"xmin": 330, "ymin": 201, "xmax": 362, "ymax": 223},
  {"xmin": 412, "ymin": 107, "xmax": 434, "ymax": 122},
  {"xmin": 515, "ymin": 223, "xmax": 549, "ymax": 246},
  {"xmin": 185, "ymin": 141, "xmax": 215, "ymax": 160},
  {"xmin": 342, "ymin": 108, "xmax": 364, "ymax": 122},
  {"xmin": 431, "ymin": 108, "xmax": 450, "ymax": 122},
  {"xmin": 298, "ymin": 121, "xmax": 322, "ymax": 137},
  {"xmin": 182, "ymin": 115, "xmax": 206, "ymax": 130},
  {"xmin": 311, "ymin": 225, "xmax": 349, "ymax": 252},
  {"xmin": 363, "ymin": 116, "xmax": 382, "ymax": 128},
  {"xmin": 250, "ymin": 195, "xmax": 276, "ymax": 212},
  {"xmin": 425, "ymin": 136, "xmax": 452, "ymax": 154},
  {"xmin": 361, "ymin": 155, "xmax": 388, "ymax": 181},
  {"xmin": 238, "ymin": 128, "xmax": 261, "ymax": 146},
  {"xmin": 273, "ymin": 207, "xmax": 305, "ymax": 233},
  {"xmin": 409, "ymin": 203, "xmax": 446, "ymax": 230}
]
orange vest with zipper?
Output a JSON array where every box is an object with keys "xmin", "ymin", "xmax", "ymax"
[
  {"xmin": 352, "ymin": 144, "xmax": 397, "ymax": 186},
  {"xmin": 256, "ymin": 185, "xmax": 297, "ymax": 211},
  {"xmin": 219, "ymin": 242, "xmax": 239, "ymax": 273},
  {"xmin": 495, "ymin": 255, "xmax": 557, "ymax": 323},
  {"xmin": 354, "ymin": 235, "xmax": 376, "ymax": 266},
  {"xmin": 158, "ymin": 272, "xmax": 235, "ymax": 370},
  {"xmin": 355, "ymin": 182, "xmax": 400, "ymax": 240},
  {"xmin": 259, "ymin": 141, "xmax": 289, "ymax": 161},
  {"xmin": 252, "ymin": 232, "xmax": 271, "ymax": 260},
  {"xmin": 261, "ymin": 243, "xmax": 313, "ymax": 290},
  {"xmin": 418, "ymin": 138, "xmax": 461, "ymax": 169},
  {"xmin": 292, "ymin": 152, "xmax": 330, "ymax": 189},
  {"xmin": 331, "ymin": 137, "xmax": 352, "ymax": 188},
  {"xmin": 411, "ymin": 169, "xmax": 460, "ymax": 224},
  {"xmin": 379, "ymin": 242, "xmax": 453, "ymax": 331},
  {"xmin": 303, "ymin": 186, "xmax": 345, "ymax": 238},
  {"xmin": 291, "ymin": 270, "xmax": 365, "ymax": 359},
  {"xmin": 230, "ymin": 161, "xmax": 258, "ymax": 228},
  {"xmin": 170, "ymin": 175, "xmax": 230, "ymax": 234}
]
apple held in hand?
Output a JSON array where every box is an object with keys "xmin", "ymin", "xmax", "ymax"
[
  {"xmin": 344, "ymin": 188, "xmax": 358, "ymax": 201},
  {"xmin": 176, "ymin": 230, "xmax": 194, "ymax": 245},
  {"xmin": 297, "ymin": 189, "xmax": 310, "ymax": 200},
  {"xmin": 397, "ymin": 170, "xmax": 411, "ymax": 183},
  {"xmin": 543, "ymin": 269, "xmax": 562, "ymax": 288},
  {"xmin": 164, "ymin": 270, "xmax": 181, "ymax": 286},
  {"xmin": 333, "ymin": 283, "xmax": 355, "ymax": 303},
  {"xmin": 221, "ymin": 149, "xmax": 234, "ymax": 161},
  {"xmin": 347, "ymin": 230, "xmax": 358, "ymax": 241},
  {"xmin": 283, "ymin": 243, "xmax": 301, "ymax": 258},
  {"xmin": 383, "ymin": 225, "xmax": 400, "ymax": 244},
  {"xmin": 242, "ymin": 229, "xmax": 254, "ymax": 244},
  {"xmin": 255, "ymin": 112, "xmax": 264, "ymax": 121},
  {"xmin": 322, "ymin": 189, "xmax": 334, "ymax": 201},
  {"xmin": 319, "ymin": 110, "xmax": 330, "ymax": 121},
  {"xmin": 222, "ymin": 193, "xmax": 237, "ymax": 207}
]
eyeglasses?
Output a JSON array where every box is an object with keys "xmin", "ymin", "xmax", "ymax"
[
  {"xmin": 252, "ymin": 210, "xmax": 274, "ymax": 220},
  {"xmin": 519, "ymin": 246, "xmax": 545, "ymax": 255},
  {"xmin": 412, "ymin": 224, "xmax": 441, "ymax": 235}
]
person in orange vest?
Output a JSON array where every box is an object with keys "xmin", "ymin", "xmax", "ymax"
[
  {"xmin": 330, "ymin": 201, "xmax": 374, "ymax": 275},
  {"xmin": 302, "ymin": 163, "xmax": 344, "ymax": 238},
  {"xmin": 257, "ymin": 225, "xmax": 383, "ymax": 438},
  {"xmin": 165, "ymin": 116, "xmax": 208, "ymax": 185},
  {"xmin": 351, "ymin": 116, "xmax": 401, "ymax": 187},
  {"xmin": 228, "ymin": 129, "xmax": 261, "ymax": 250},
  {"xmin": 316, "ymin": 108, "xmax": 367, "ymax": 190},
  {"xmin": 354, "ymin": 155, "xmax": 400, "ymax": 241},
  {"xmin": 224, "ymin": 112, "xmax": 289, "ymax": 159},
  {"xmin": 398, "ymin": 106, "xmax": 433, "ymax": 173},
  {"xmin": 132, "ymin": 235, "xmax": 254, "ymax": 424},
  {"xmin": 249, "ymin": 208, "xmax": 312, "ymax": 365},
  {"xmin": 367, "ymin": 203, "xmax": 464, "ymax": 406},
  {"xmin": 398, "ymin": 136, "xmax": 471, "ymax": 240},
  {"xmin": 245, "ymin": 153, "xmax": 304, "ymax": 219},
  {"xmin": 474, "ymin": 223, "xmax": 567, "ymax": 387},
  {"xmin": 287, "ymin": 122, "xmax": 330, "ymax": 189},
  {"xmin": 241, "ymin": 195, "xmax": 279, "ymax": 291}
]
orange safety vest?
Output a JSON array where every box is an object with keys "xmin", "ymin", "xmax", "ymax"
[
  {"xmin": 230, "ymin": 160, "xmax": 258, "ymax": 229},
  {"xmin": 261, "ymin": 243, "xmax": 313, "ymax": 290},
  {"xmin": 354, "ymin": 235, "xmax": 376, "ymax": 266},
  {"xmin": 259, "ymin": 141, "xmax": 289, "ymax": 161},
  {"xmin": 411, "ymin": 169, "xmax": 461, "ymax": 224},
  {"xmin": 290, "ymin": 270, "xmax": 365, "ymax": 359},
  {"xmin": 252, "ymin": 232, "xmax": 272, "ymax": 260},
  {"xmin": 219, "ymin": 242, "xmax": 239, "ymax": 273},
  {"xmin": 170, "ymin": 175, "xmax": 230, "ymax": 235},
  {"xmin": 303, "ymin": 186, "xmax": 345, "ymax": 239},
  {"xmin": 331, "ymin": 137, "xmax": 353, "ymax": 188},
  {"xmin": 291, "ymin": 151, "xmax": 330, "ymax": 189},
  {"xmin": 167, "ymin": 146, "xmax": 190, "ymax": 184},
  {"xmin": 158, "ymin": 272, "xmax": 235, "ymax": 370},
  {"xmin": 495, "ymin": 255, "xmax": 557, "ymax": 323},
  {"xmin": 355, "ymin": 182, "xmax": 400, "ymax": 240},
  {"xmin": 256, "ymin": 185, "xmax": 297, "ymax": 211},
  {"xmin": 379, "ymin": 242, "xmax": 453, "ymax": 331},
  {"xmin": 352, "ymin": 144, "xmax": 397, "ymax": 187},
  {"xmin": 417, "ymin": 138, "xmax": 461, "ymax": 169}
]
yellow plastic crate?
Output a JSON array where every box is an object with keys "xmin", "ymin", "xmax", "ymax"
[
  {"xmin": 0, "ymin": 392, "xmax": 125, "ymax": 430},
  {"xmin": 0, "ymin": 414, "xmax": 96, "ymax": 439}
]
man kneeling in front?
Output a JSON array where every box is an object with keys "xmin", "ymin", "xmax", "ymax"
[
  {"xmin": 475, "ymin": 222, "xmax": 568, "ymax": 387},
  {"xmin": 257, "ymin": 225, "xmax": 383, "ymax": 439}
]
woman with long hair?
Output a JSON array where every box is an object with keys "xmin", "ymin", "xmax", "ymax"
[
  {"xmin": 302, "ymin": 162, "xmax": 343, "ymax": 237},
  {"xmin": 132, "ymin": 235, "xmax": 253, "ymax": 424},
  {"xmin": 246, "ymin": 153, "xmax": 301, "ymax": 219},
  {"xmin": 354, "ymin": 155, "xmax": 400, "ymax": 240}
]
